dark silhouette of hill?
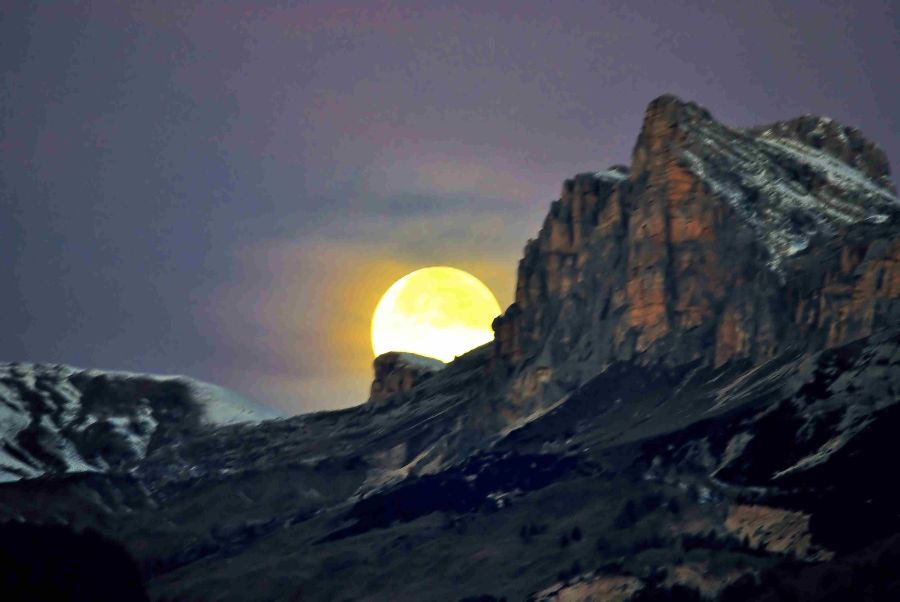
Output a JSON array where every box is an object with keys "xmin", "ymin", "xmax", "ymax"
[{"xmin": 0, "ymin": 522, "xmax": 148, "ymax": 601}]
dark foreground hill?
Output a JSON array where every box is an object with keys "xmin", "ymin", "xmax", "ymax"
[
  {"xmin": 0, "ymin": 522, "xmax": 148, "ymax": 602},
  {"xmin": 0, "ymin": 95, "xmax": 898, "ymax": 601}
]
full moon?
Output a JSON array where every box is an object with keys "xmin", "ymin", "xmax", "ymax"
[{"xmin": 371, "ymin": 267, "xmax": 502, "ymax": 363}]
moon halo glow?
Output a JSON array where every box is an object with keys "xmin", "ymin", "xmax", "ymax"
[{"xmin": 371, "ymin": 267, "xmax": 502, "ymax": 363}]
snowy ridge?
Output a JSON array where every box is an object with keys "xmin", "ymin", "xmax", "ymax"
[
  {"xmin": 672, "ymin": 110, "xmax": 898, "ymax": 272},
  {"xmin": 190, "ymin": 381, "xmax": 282, "ymax": 425},
  {"xmin": 755, "ymin": 134, "xmax": 898, "ymax": 205},
  {"xmin": 594, "ymin": 165, "xmax": 629, "ymax": 182},
  {"xmin": 391, "ymin": 352, "xmax": 446, "ymax": 372},
  {"xmin": 0, "ymin": 363, "xmax": 281, "ymax": 483}
]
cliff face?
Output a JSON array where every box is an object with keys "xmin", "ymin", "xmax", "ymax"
[{"xmin": 493, "ymin": 95, "xmax": 899, "ymax": 410}]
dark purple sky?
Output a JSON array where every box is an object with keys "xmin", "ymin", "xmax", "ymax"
[{"xmin": 2, "ymin": 1, "xmax": 898, "ymax": 413}]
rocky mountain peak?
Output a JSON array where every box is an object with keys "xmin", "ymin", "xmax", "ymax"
[
  {"xmin": 635, "ymin": 95, "xmax": 898, "ymax": 269},
  {"xmin": 492, "ymin": 94, "xmax": 898, "ymax": 412}
]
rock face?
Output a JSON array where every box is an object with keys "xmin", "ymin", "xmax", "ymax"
[
  {"xmin": 368, "ymin": 352, "xmax": 445, "ymax": 405},
  {"xmin": 492, "ymin": 95, "xmax": 899, "ymax": 411}
]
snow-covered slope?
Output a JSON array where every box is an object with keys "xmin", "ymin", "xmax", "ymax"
[
  {"xmin": 673, "ymin": 109, "xmax": 898, "ymax": 271},
  {"xmin": 0, "ymin": 363, "xmax": 280, "ymax": 482}
]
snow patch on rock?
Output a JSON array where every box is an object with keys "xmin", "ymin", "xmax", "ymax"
[
  {"xmin": 594, "ymin": 166, "xmax": 629, "ymax": 182},
  {"xmin": 675, "ymin": 116, "xmax": 897, "ymax": 273}
]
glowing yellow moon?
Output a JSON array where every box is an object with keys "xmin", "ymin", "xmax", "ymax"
[{"xmin": 371, "ymin": 267, "xmax": 502, "ymax": 363}]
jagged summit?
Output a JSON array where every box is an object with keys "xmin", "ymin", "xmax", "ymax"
[
  {"xmin": 635, "ymin": 95, "xmax": 897, "ymax": 268},
  {"xmin": 639, "ymin": 95, "xmax": 894, "ymax": 190},
  {"xmin": 493, "ymin": 94, "xmax": 898, "ymax": 411}
]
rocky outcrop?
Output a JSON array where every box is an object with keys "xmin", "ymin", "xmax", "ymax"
[
  {"xmin": 493, "ymin": 167, "xmax": 628, "ymax": 368},
  {"xmin": 492, "ymin": 95, "xmax": 899, "ymax": 411},
  {"xmin": 724, "ymin": 504, "xmax": 832, "ymax": 560},
  {"xmin": 368, "ymin": 352, "xmax": 445, "ymax": 406}
]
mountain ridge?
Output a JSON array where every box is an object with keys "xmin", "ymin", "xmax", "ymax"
[
  {"xmin": 0, "ymin": 362, "xmax": 280, "ymax": 482},
  {"xmin": 491, "ymin": 94, "xmax": 898, "ymax": 415},
  {"xmin": 0, "ymin": 94, "xmax": 898, "ymax": 601}
]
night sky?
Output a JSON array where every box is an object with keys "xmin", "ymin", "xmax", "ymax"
[{"xmin": 2, "ymin": 1, "xmax": 898, "ymax": 413}]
